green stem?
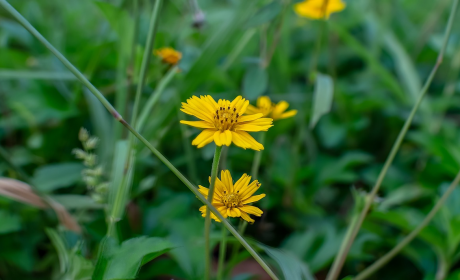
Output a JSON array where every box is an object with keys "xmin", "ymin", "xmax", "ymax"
[
  {"xmin": 131, "ymin": 0, "xmax": 162, "ymax": 127},
  {"xmin": 222, "ymin": 29, "xmax": 256, "ymax": 71},
  {"xmin": 231, "ymin": 132, "xmax": 266, "ymax": 261},
  {"xmin": 217, "ymin": 224, "xmax": 228, "ymax": 280},
  {"xmin": 136, "ymin": 65, "xmax": 178, "ymax": 131},
  {"xmin": 2, "ymin": 2, "xmax": 278, "ymax": 278},
  {"xmin": 205, "ymin": 145, "xmax": 223, "ymax": 280},
  {"xmin": 354, "ymin": 169, "xmax": 460, "ymax": 280},
  {"xmin": 326, "ymin": 0, "xmax": 459, "ymax": 279},
  {"xmin": 251, "ymin": 132, "xmax": 266, "ymax": 180}
]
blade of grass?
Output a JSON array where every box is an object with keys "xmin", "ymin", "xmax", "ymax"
[
  {"xmin": 136, "ymin": 65, "xmax": 178, "ymax": 132},
  {"xmin": 0, "ymin": 2, "xmax": 278, "ymax": 278},
  {"xmin": 354, "ymin": 169, "xmax": 460, "ymax": 280},
  {"xmin": 217, "ymin": 225, "xmax": 228, "ymax": 280},
  {"xmin": 326, "ymin": 1, "xmax": 459, "ymax": 279},
  {"xmin": 205, "ymin": 145, "xmax": 223, "ymax": 280}
]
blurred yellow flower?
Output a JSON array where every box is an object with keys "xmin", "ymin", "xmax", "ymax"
[
  {"xmin": 180, "ymin": 95, "xmax": 273, "ymax": 150},
  {"xmin": 246, "ymin": 96, "xmax": 297, "ymax": 121},
  {"xmin": 154, "ymin": 47, "xmax": 182, "ymax": 65},
  {"xmin": 199, "ymin": 170, "xmax": 265, "ymax": 223},
  {"xmin": 294, "ymin": 0, "xmax": 346, "ymax": 20}
]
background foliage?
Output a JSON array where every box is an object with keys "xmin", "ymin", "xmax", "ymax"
[{"xmin": 1, "ymin": 0, "xmax": 460, "ymax": 279}]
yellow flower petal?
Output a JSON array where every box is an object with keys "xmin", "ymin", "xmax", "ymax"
[
  {"xmin": 233, "ymin": 131, "xmax": 264, "ymax": 151},
  {"xmin": 240, "ymin": 211, "xmax": 255, "ymax": 223},
  {"xmin": 242, "ymin": 193, "xmax": 266, "ymax": 204},
  {"xmin": 279, "ymin": 110, "xmax": 298, "ymax": 120},
  {"xmin": 179, "ymin": 120, "xmax": 214, "ymax": 129},
  {"xmin": 239, "ymin": 205, "xmax": 263, "ymax": 216},
  {"xmin": 192, "ymin": 129, "xmax": 217, "ymax": 148}
]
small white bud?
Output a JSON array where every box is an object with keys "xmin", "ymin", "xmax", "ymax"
[
  {"xmin": 78, "ymin": 127, "xmax": 89, "ymax": 142},
  {"xmin": 84, "ymin": 154, "xmax": 97, "ymax": 167},
  {"xmin": 85, "ymin": 137, "xmax": 99, "ymax": 150},
  {"xmin": 72, "ymin": 148, "xmax": 87, "ymax": 159},
  {"xmin": 95, "ymin": 182, "xmax": 109, "ymax": 193}
]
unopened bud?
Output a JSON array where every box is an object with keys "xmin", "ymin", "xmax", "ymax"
[
  {"xmin": 192, "ymin": 10, "xmax": 205, "ymax": 29},
  {"xmin": 72, "ymin": 148, "xmax": 87, "ymax": 159},
  {"xmin": 96, "ymin": 182, "xmax": 109, "ymax": 194},
  {"xmin": 83, "ymin": 175, "xmax": 98, "ymax": 186},
  {"xmin": 91, "ymin": 193, "xmax": 105, "ymax": 203},
  {"xmin": 85, "ymin": 137, "xmax": 99, "ymax": 150},
  {"xmin": 84, "ymin": 153, "xmax": 97, "ymax": 167},
  {"xmin": 78, "ymin": 128, "xmax": 89, "ymax": 142}
]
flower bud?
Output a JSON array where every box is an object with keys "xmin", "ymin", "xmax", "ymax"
[
  {"xmin": 72, "ymin": 148, "xmax": 87, "ymax": 159},
  {"xmin": 85, "ymin": 137, "xmax": 99, "ymax": 150},
  {"xmin": 84, "ymin": 153, "xmax": 97, "ymax": 167},
  {"xmin": 78, "ymin": 127, "xmax": 89, "ymax": 142}
]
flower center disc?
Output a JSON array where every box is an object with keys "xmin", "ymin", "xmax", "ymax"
[
  {"xmin": 214, "ymin": 106, "xmax": 239, "ymax": 131},
  {"xmin": 222, "ymin": 193, "xmax": 240, "ymax": 208}
]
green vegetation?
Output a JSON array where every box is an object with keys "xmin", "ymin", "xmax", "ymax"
[{"xmin": 1, "ymin": 0, "xmax": 460, "ymax": 279}]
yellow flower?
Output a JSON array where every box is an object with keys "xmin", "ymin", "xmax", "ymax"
[
  {"xmin": 245, "ymin": 96, "xmax": 297, "ymax": 121},
  {"xmin": 199, "ymin": 170, "xmax": 265, "ymax": 223},
  {"xmin": 180, "ymin": 95, "xmax": 273, "ymax": 151},
  {"xmin": 294, "ymin": 0, "xmax": 346, "ymax": 20},
  {"xmin": 154, "ymin": 47, "xmax": 182, "ymax": 65}
]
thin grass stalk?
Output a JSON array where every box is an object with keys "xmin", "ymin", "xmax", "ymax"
[
  {"xmin": 222, "ymin": 29, "xmax": 256, "ymax": 71},
  {"xmin": 131, "ymin": 0, "xmax": 162, "ymax": 127},
  {"xmin": 217, "ymin": 224, "xmax": 228, "ymax": 280},
  {"xmin": 354, "ymin": 169, "xmax": 460, "ymax": 280},
  {"xmin": 108, "ymin": 0, "xmax": 163, "ymax": 239},
  {"xmin": 1, "ymin": 1, "xmax": 279, "ymax": 277},
  {"xmin": 251, "ymin": 132, "xmax": 266, "ymax": 180},
  {"xmin": 137, "ymin": 66, "xmax": 178, "ymax": 131},
  {"xmin": 205, "ymin": 145, "xmax": 223, "ymax": 280},
  {"xmin": 326, "ymin": 1, "xmax": 459, "ymax": 279}
]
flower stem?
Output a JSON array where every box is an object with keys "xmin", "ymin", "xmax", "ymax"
[
  {"xmin": 205, "ymin": 145, "xmax": 223, "ymax": 280},
  {"xmin": 251, "ymin": 132, "xmax": 266, "ymax": 180},
  {"xmin": 354, "ymin": 169, "xmax": 460, "ymax": 280},
  {"xmin": 1, "ymin": 2, "xmax": 278, "ymax": 278},
  {"xmin": 217, "ymin": 224, "xmax": 228, "ymax": 280},
  {"xmin": 326, "ymin": 0, "xmax": 459, "ymax": 279}
]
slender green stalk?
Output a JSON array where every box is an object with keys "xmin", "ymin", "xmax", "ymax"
[
  {"xmin": 222, "ymin": 29, "xmax": 256, "ymax": 71},
  {"xmin": 326, "ymin": 1, "xmax": 459, "ymax": 279},
  {"xmin": 232, "ymin": 132, "xmax": 266, "ymax": 256},
  {"xmin": 354, "ymin": 169, "xmax": 460, "ymax": 280},
  {"xmin": 137, "ymin": 66, "xmax": 178, "ymax": 131},
  {"xmin": 205, "ymin": 145, "xmax": 223, "ymax": 280},
  {"xmin": 2, "ymin": 1, "xmax": 278, "ymax": 278},
  {"xmin": 217, "ymin": 225, "xmax": 228, "ymax": 280},
  {"xmin": 251, "ymin": 132, "xmax": 266, "ymax": 180},
  {"xmin": 108, "ymin": 0, "xmax": 163, "ymax": 239},
  {"xmin": 131, "ymin": 0, "xmax": 162, "ymax": 127}
]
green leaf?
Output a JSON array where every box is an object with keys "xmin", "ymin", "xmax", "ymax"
[
  {"xmin": 310, "ymin": 73, "xmax": 333, "ymax": 129},
  {"xmin": 378, "ymin": 184, "xmax": 431, "ymax": 211},
  {"xmin": 243, "ymin": 66, "xmax": 268, "ymax": 100},
  {"xmin": 45, "ymin": 228, "xmax": 69, "ymax": 274},
  {"xmin": 0, "ymin": 210, "xmax": 21, "ymax": 234},
  {"xmin": 108, "ymin": 140, "xmax": 131, "ymax": 219},
  {"xmin": 33, "ymin": 163, "xmax": 84, "ymax": 192},
  {"xmin": 244, "ymin": 1, "xmax": 282, "ymax": 29},
  {"xmin": 93, "ymin": 237, "xmax": 174, "ymax": 280},
  {"xmin": 259, "ymin": 244, "xmax": 315, "ymax": 280},
  {"xmin": 50, "ymin": 195, "xmax": 103, "ymax": 209},
  {"xmin": 383, "ymin": 31, "xmax": 422, "ymax": 101}
]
